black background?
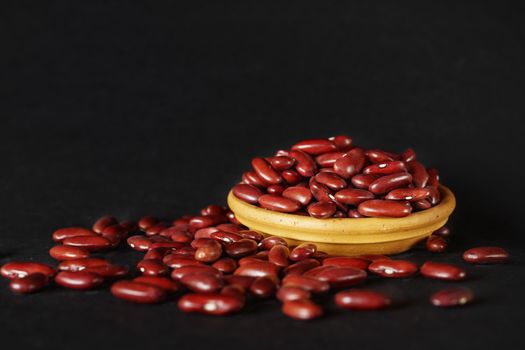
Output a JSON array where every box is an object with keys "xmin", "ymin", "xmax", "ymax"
[{"xmin": 1, "ymin": 1, "xmax": 524, "ymax": 349}]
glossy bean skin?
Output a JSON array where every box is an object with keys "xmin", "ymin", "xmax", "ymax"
[
  {"xmin": 433, "ymin": 226, "xmax": 450, "ymax": 237},
  {"xmin": 329, "ymin": 135, "xmax": 353, "ymax": 151},
  {"xmin": 267, "ymin": 184, "xmax": 285, "ymax": 195},
  {"xmin": 171, "ymin": 265, "xmax": 221, "ymax": 280},
  {"xmin": 358, "ymin": 200, "xmax": 412, "ymax": 218},
  {"xmin": 211, "ymin": 230, "xmax": 243, "ymax": 245},
  {"xmin": 334, "ymin": 148, "xmax": 366, "ymax": 179},
  {"xmin": 414, "ymin": 199, "xmax": 432, "ymax": 210},
  {"xmin": 316, "ymin": 152, "xmax": 344, "ymax": 167},
  {"xmin": 282, "ymin": 299, "xmax": 323, "ymax": 320},
  {"xmin": 276, "ymin": 286, "xmax": 311, "ymax": 302},
  {"xmin": 368, "ymin": 172, "xmax": 413, "ymax": 195},
  {"xmin": 137, "ymin": 259, "xmax": 169, "ymax": 276},
  {"xmin": 111, "ymin": 280, "xmax": 167, "ymax": 304},
  {"xmin": 463, "ymin": 247, "xmax": 509, "ymax": 264},
  {"xmin": 259, "ymin": 236, "xmax": 288, "ymax": 250},
  {"xmin": 368, "ymin": 260, "xmax": 418, "ymax": 278},
  {"xmin": 281, "ymin": 169, "xmax": 303, "ymax": 185},
  {"xmin": 92, "ymin": 216, "xmax": 118, "ymax": 234},
  {"xmin": 232, "ymin": 184, "xmax": 263, "ymax": 204},
  {"xmin": 308, "ymin": 178, "xmax": 332, "ymax": 202},
  {"xmin": 282, "ymin": 186, "xmax": 312, "ymax": 206},
  {"xmin": 427, "ymin": 168, "xmax": 440, "ymax": 188},
  {"xmin": 406, "ymin": 161, "xmax": 429, "ymax": 188},
  {"xmin": 9, "ymin": 273, "xmax": 49, "ymax": 294},
  {"xmin": 52, "ymin": 227, "xmax": 96, "ymax": 242},
  {"xmin": 289, "ymin": 243, "xmax": 317, "ymax": 261},
  {"xmin": 1, "ymin": 262, "xmax": 56, "ymax": 279},
  {"xmin": 234, "ymin": 261, "xmax": 280, "ymax": 280},
  {"xmin": 307, "ymin": 201, "xmax": 337, "ymax": 219},
  {"xmin": 55, "ymin": 271, "xmax": 104, "ymax": 290},
  {"xmin": 401, "ymin": 148, "xmax": 416, "ymax": 162},
  {"xmin": 303, "ymin": 266, "xmax": 367, "ymax": 288},
  {"xmin": 363, "ymin": 161, "xmax": 407, "ymax": 176},
  {"xmin": 351, "ymin": 174, "xmax": 380, "ymax": 189},
  {"xmin": 164, "ymin": 256, "xmax": 203, "ymax": 269},
  {"xmin": 138, "ymin": 216, "xmax": 159, "ymax": 231},
  {"xmin": 420, "ymin": 262, "xmax": 466, "ymax": 281},
  {"xmin": 347, "ymin": 209, "xmax": 364, "ymax": 218},
  {"xmin": 178, "ymin": 293, "xmax": 244, "ymax": 315},
  {"xmin": 127, "ymin": 235, "xmax": 152, "ymax": 251},
  {"xmin": 83, "ymin": 265, "xmax": 129, "ymax": 278},
  {"xmin": 282, "ymin": 259, "xmax": 320, "ymax": 276},
  {"xmin": 49, "ymin": 245, "xmax": 90, "ymax": 260},
  {"xmin": 430, "ymin": 288, "xmax": 474, "ymax": 307},
  {"xmin": 335, "ymin": 290, "xmax": 391, "ymax": 310},
  {"xmin": 225, "ymin": 239, "xmax": 258, "ymax": 258},
  {"xmin": 365, "ymin": 149, "xmax": 396, "ymax": 164},
  {"xmin": 242, "ymin": 171, "xmax": 269, "ymax": 188},
  {"xmin": 322, "ymin": 257, "xmax": 369, "ymax": 270},
  {"xmin": 289, "ymin": 150, "xmax": 317, "ymax": 177},
  {"xmin": 133, "ymin": 276, "xmax": 180, "ymax": 293},
  {"xmin": 291, "ymin": 139, "xmax": 337, "ymax": 155},
  {"xmin": 282, "ymin": 274, "xmax": 330, "ymax": 293},
  {"xmin": 334, "ymin": 189, "xmax": 374, "ymax": 206},
  {"xmin": 194, "ymin": 240, "xmax": 223, "ymax": 263},
  {"xmin": 268, "ymin": 245, "xmax": 290, "ymax": 267},
  {"xmin": 270, "ymin": 156, "xmax": 295, "ymax": 171},
  {"xmin": 426, "ymin": 236, "xmax": 447, "ymax": 253},
  {"xmin": 63, "ymin": 236, "xmax": 112, "ymax": 251},
  {"xmin": 58, "ymin": 258, "xmax": 110, "ymax": 272},
  {"xmin": 315, "ymin": 172, "xmax": 347, "ymax": 191},
  {"xmin": 258, "ymin": 194, "xmax": 301, "ymax": 213},
  {"xmin": 252, "ymin": 157, "xmax": 283, "ymax": 185},
  {"xmin": 190, "ymin": 215, "xmax": 227, "ymax": 229},
  {"xmin": 385, "ymin": 188, "xmax": 431, "ymax": 201},
  {"xmin": 239, "ymin": 230, "xmax": 264, "ymax": 242},
  {"xmin": 224, "ymin": 275, "xmax": 255, "ymax": 290},
  {"xmin": 212, "ymin": 258, "xmax": 238, "ymax": 274},
  {"xmin": 250, "ymin": 276, "xmax": 277, "ymax": 298},
  {"xmin": 181, "ymin": 273, "xmax": 224, "ymax": 293}
]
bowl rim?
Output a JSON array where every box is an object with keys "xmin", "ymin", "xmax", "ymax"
[{"xmin": 227, "ymin": 185, "xmax": 456, "ymax": 236}]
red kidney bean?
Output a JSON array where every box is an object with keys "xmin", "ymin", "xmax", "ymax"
[
  {"xmin": 368, "ymin": 260, "xmax": 418, "ymax": 278},
  {"xmin": 9, "ymin": 273, "xmax": 49, "ymax": 294},
  {"xmin": 430, "ymin": 288, "xmax": 474, "ymax": 307},
  {"xmin": 226, "ymin": 239, "xmax": 258, "ymax": 258},
  {"xmin": 201, "ymin": 204, "xmax": 226, "ymax": 217},
  {"xmin": 84, "ymin": 265, "xmax": 128, "ymax": 278},
  {"xmin": 351, "ymin": 174, "xmax": 380, "ymax": 189},
  {"xmin": 369, "ymin": 172, "xmax": 413, "ymax": 195},
  {"xmin": 283, "ymin": 259, "xmax": 320, "ymax": 276},
  {"xmin": 133, "ymin": 276, "xmax": 180, "ymax": 293},
  {"xmin": 144, "ymin": 248, "xmax": 168, "ymax": 260},
  {"xmin": 52, "ymin": 227, "xmax": 96, "ymax": 242},
  {"xmin": 420, "ymin": 261, "xmax": 466, "ymax": 281},
  {"xmin": 163, "ymin": 256, "xmax": 203, "ymax": 269},
  {"xmin": 111, "ymin": 280, "xmax": 167, "ymax": 304},
  {"xmin": 137, "ymin": 259, "xmax": 169, "ymax": 276},
  {"xmin": 49, "ymin": 245, "xmax": 90, "ymax": 261},
  {"xmin": 252, "ymin": 157, "xmax": 283, "ymax": 185},
  {"xmin": 334, "ymin": 148, "xmax": 366, "ymax": 179},
  {"xmin": 363, "ymin": 161, "xmax": 407, "ymax": 176},
  {"xmin": 120, "ymin": 220, "xmax": 138, "ymax": 232},
  {"xmin": 171, "ymin": 265, "xmax": 221, "ymax": 280},
  {"xmin": 315, "ymin": 172, "xmax": 347, "ymax": 191},
  {"xmin": 258, "ymin": 194, "xmax": 301, "ymax": 213},
  {"xmin": 191, "ymin": 237, "xmax": 215, "ymax": 249},
  {"xmin": 242, "ymin": 171, "xmax": 269, "ymax": 188},
  {"xmin": 211, "ymin": 230, "xmax": 243, "ymax": 245},
  {"xmin": 267, "ymin": 184, "xmax": 285, "ymax": 195},
  {"xmin": 426, "ymin": 236, "xmax": 447, "ymax": 253},
  {"xmin": 238, "ymin": 230, "xmax": 263, "ymax": 242},
  {"xmin": 212, "ymin": 257, "xmax": 238, "ymax": 274},
  {"xmin": 270, "ymin": 156, "xmax": 295, "ymax": 171},
  {"xmin": 101, "ymin": 225, "xmax": 127, "ymax": 244},
  {"xmin": 250, "ymin": 276, "xmax": 277, "ymax": 298},
  {"xmin": 281, "ymin": 186, "xmax": 312, "ymax": 206},
  {"xmin": 92, "ymin": 215, "xmax": 118, "ymax": 234},
  {"xmin": 259, "ymin": 236, "xmax": 288, "ymax": 250},
  {"xmin": 194, "ymin": 227, "xmax": 219, "ymax": 239},
  {"xmin": 308, "ymin": 178, "xmax": 332, "ymax": 203},
  {"xmin": 322, "ymin": 257, "xmax": 369, "ymax": 270},
  {"xmin": 276, "ymin": 286, "xmax": 311, "ymax": 302},
  {"xmin": 181, "ymin": 273, "xmax": 224, "ymax": 293},
  {"xmin": 234, "ymin": 261, "xmax": 280, "ymax": 280},
  {"xmin": 291, "ymin": 138, "xmax": 337, "ymax": 155},
  {"xmin": 171, "ymin": 246, "xmax": 197, "ymax": 257},
  {"xmin": 289, "ymin": 150, "xmax": 317, "ymax": 177},
  {"xmin": 194, "ymin": 239, "xmax": 223, "ymax": 263},
  {"xmin": 428, "ymin": 186, "xmax": 441, "ymax": 205},
  {"xmin": 239, "ymin": 256, "xmax": 264, "ymax": 266},
  {"xmin": 333, "ymin": 210, "xmax": 347, "ymax": 218},
  {"xmin": 335, "ymin": 290, "xmax": 391, "ymax": 310},
  {"xmin": 190, "ymin": 215, "xmax": 226, "ymax": 229},
  {"xmin": 463, "ymin": 247, "xmax": 509, "ymax": 264},
  {"xmin": 406, "ymin": 161, "xmax": 429, "ymax": 188},
  {"xmin": 315, "ymin": 152, "xmax": 344, "ymax": 167},
  {"xmin": 329, "ymin": 135, "xmax": 353, "ymax": 151},
  {"xmin": 303, "ymin": 266, "xmax": 367, "ymax": 288},
  {"xmin": 58, "ymin": 258, "xmax": 110, "ymax": 272},
  {"xmin": 334, "ymin": 189, "xmax": 375, "ymax": 206},
  {"xmin": 307, "ymin": 201, "xmax": 336, "ymax": 219},
  {"xmin": 138, "ymin": 216, "xmax": 159, "ymax": 231},
  {"xmin": 365, "ymin": 149, "xmax": 396, "ymax": 164},
  {"xmin": 268, "ymin": 245, "xmax": 290, "ymax": 267},
  {"xmin": 144, "ymin": 223, "xmax": 170, "ymax": 236},
  {"xmin": 1, "ymin": 262, "xmax": 56, "ymax": 279},
  {"xmin": 220, "ymin": 285, "xmax": 246, "ymax": 302},
  {"xmin": 178, "ymin": 293, "xmax": 244, "ymax": 315},
  {"xmin": 414, "ymin": 199, "xmax": 432, "ymax": 210},
  {"xmin": 281, "ymin": 169, "xmax": 303, "ymax": 185},
  {"xmin": 167, "ymin": 230, "xmax": 193, "ymax": 244},
  {"xmin": 347, "ymin": 209, "xmax": 364, "ymax": 218},
  {"xmin": 55, "ymin": 271, "xmax": 104, "ymax": 290},
  {"xmin": 427, "ymin": 168, "xmax": 440, "ymax": 188},
  {"xmin": 289, "ymin": 243, "xmax": 317, "ymax": 261},
  {"xmin": 63, "ymin": 235, "xmax": 111, "ymax": 251},
  {"xmin": 283, "ymin": 274, "xmax": 330, "ymax": 293},
  {"xmin": 358, "ymin": 199, "xmax": 412, "ymax": 218},
  {"xmin": 127, "ymin": 235, "xmax": 152, "ymax": 251},
  {"xmin": 224, "ymin": 275, "xmax": 255, "ymax": 289},
  {"xmin": 216, "ymin": 223, "xmax": 244, "ymax": 233},
  {"xmin": 401, "ymin": 148, "xmax": 416, "ymax": 162},
  {"xmin": 385, "ymin": 187, "xmax": 431, "ymax": 201},
  {"xmin": 282, "ymin": 299, "xmax": 323, "ymax": 320}
]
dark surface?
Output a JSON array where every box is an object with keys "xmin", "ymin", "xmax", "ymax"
[{"xmin": 1, "ymin": 1, "xmax": 525, "ymax": 349}]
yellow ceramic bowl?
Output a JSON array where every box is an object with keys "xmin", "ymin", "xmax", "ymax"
[{"xmin": 227, "ymin": 185, "xmax": 456, "ymax": 256}]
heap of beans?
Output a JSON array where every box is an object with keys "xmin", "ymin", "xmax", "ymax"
[
  {"xmin": 232, "ymin": 136, "xmax": 441, "ymax": 218},
  {"xmin": 0, "ymin": 208, "xmax": 510, "ymax": 320}
]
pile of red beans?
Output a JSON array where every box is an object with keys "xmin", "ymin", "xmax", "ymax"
[
  {"xmin": 0, "ymin": 211, "xmax": 509, "ymax": 320},
  {"xmin": 232, "ymin": 136, "xmax": 441, "ymax": 218}
]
